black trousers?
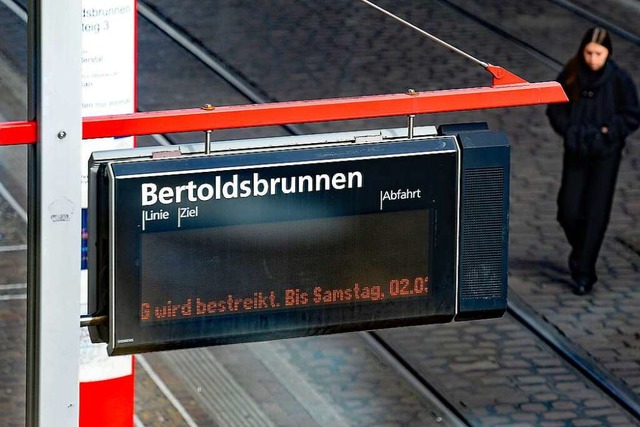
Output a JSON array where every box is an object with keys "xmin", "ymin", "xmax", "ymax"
[{"xmin": 557, "ymin": 150, "xmax": 621, "ymax": 283}]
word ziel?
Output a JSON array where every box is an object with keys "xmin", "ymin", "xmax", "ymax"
[{"xmin": 178, "ymin": 206, "xmax": 198, "ymax": 228}]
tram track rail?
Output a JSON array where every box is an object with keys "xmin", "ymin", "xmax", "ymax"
[
  {"xmin": 548, "ymin": 0, "xmax": 640, "ymax": 45},
  {"xmin": 437, "ymin": 0, "xmax": 563, "ymax": 71},
  {"xmin": 508, "ymin": 293, "xmax": 640, "ymax": 420},
  {"xmin": 360, "ymin": 331, "xmax": 470, "ymax": 426}
]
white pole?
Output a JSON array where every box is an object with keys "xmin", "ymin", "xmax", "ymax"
[{"xmin": 26, "ymin": 0, "xmax": 82, "ymax": 425}]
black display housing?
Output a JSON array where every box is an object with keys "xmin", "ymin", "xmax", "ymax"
[{"xmin": 88, "ymin": 125, "xmax": 509, "ymax": 355}]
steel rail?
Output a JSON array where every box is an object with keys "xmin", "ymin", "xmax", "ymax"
[
  {"xmin": 360, "ymin": 331, "xmax": 470, "ymax": 426},
  {"xmin": 508, "ymin": 293, "xmax": 640, "ymax": 421},
  {"xmin": 437, "ymin": 0, "xmax": 563, "ymax": 71},
  {"xmin": 548, "ymin": 0, "xmax": 640, "ymax": 46}
]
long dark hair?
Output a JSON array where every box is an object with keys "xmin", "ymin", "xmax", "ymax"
[{"xmin": 563, "ymin": 27, "xmax": 612, "ymax": 99}]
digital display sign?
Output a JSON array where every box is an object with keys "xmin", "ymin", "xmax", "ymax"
[{"xmin": 88, "ymin": 126, "xmax": 510, "ymax": 355}]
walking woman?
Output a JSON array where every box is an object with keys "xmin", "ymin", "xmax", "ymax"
[{"xmin": 546, "ymin": 27, "xmax": 640, "ymax": 295}]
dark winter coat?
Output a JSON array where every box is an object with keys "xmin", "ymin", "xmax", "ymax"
[{"xmin": 546, "ymin": 60, "xmax": 640, "ymax": 158}]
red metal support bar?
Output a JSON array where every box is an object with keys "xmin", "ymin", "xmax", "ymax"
[
  {"xmin": 0, "ymin": 120, "xmax": 37, "ymax": 146},
  {"xmin": 0, "ymin": 68, "xmax": 567, "ymax": 146},
  {"xmin": 82, "ymin": 81, "xmax": 566, "ymax": 139}
]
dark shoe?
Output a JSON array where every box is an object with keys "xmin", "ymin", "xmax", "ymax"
[{"xmin": 572, "ymin": 279, "xmax": 593, "ymax": 296}]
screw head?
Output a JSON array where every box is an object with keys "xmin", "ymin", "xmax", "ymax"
[
  {"xmin": 201, "ymin": 104, "xmax": 215, "ymax": 111},
  {"xmin": 57, "ymin": 131, "xmax": 67, "ymax": 139},
  {"xmin": 406, "ymin": 88, "xmax": 418, "ymax": 96}
]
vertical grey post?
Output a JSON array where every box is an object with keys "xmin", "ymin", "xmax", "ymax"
[
  {"xmin": 205, "ymin": 130, "xmax": 212, "ymax": 154},
  {"xmin": 407, "ymin": 115, "xmax": 416, "ymax": 140},
  {"xmin": 26, "ymin": 0, "xmax": 82, "ymax": 425}
]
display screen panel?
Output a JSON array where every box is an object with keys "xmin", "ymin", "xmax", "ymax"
[
  {"xmin": 102, "ymin": 139, "xmax": 459, "ymax": 354},
  {"xmin": 139, "ymin": 209, "xmax": 430, "ymax": 323}
]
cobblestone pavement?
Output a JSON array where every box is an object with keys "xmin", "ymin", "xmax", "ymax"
[{"xmin": 0, "ymin": 0, "xmax": 639, "ymax": 425}]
